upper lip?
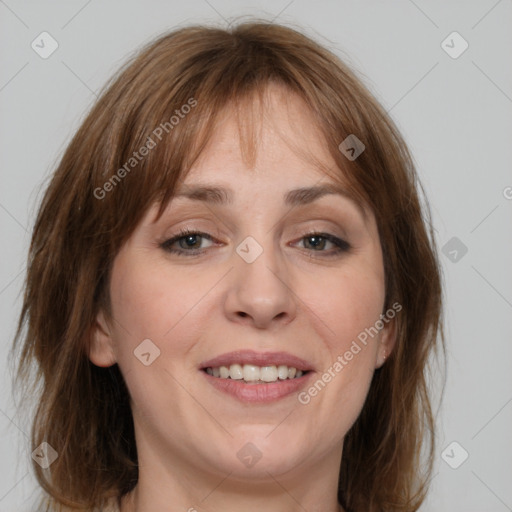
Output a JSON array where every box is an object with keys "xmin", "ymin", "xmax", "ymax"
[{"xmin": 199, "ymin": 350, "xmax": 314, "ymax": 372}]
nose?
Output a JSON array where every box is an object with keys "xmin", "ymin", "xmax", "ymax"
[{"xmin": 223, "ymin": 239, "xmax": 298, "ymax": 330}]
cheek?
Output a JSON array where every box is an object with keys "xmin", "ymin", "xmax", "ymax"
[
  {"xmin": 298, "ymin": 268, "xmax": 383, "ymax": 428},
  {"xmin": 304, "ymin": 260, "xmax": 385, "ymax": 355},
  {"xmin": 108, "ymin": 251, "xmax": 220, "ymax": 366},
  {"xmin": 109, "ymin": 258, "xmax": 170, "ymax": 337},
  {"xmin": 106, "ymin": 254, "xmax": 205, "ymax": 411}
]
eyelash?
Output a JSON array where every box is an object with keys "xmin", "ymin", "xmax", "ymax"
[{"xmin": 160, "ymin": 228, "xmax": 351, "ymax": 258}]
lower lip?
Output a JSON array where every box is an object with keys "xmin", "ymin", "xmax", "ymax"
[{"xmin": 201, "ymin": 370, "xmax": 313, "ymax": 403}]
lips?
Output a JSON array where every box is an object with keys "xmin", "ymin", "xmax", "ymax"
[
  {"xmin": 203, "ymin": 370, "xmax": 313, "ymax": 403},
  {"xmin": 199, "ymin": 349, "xmax": 314, "ymax": 372},
  {"xmin": 199, "ymin": 350, "xmax": 315, "ymax": 403}
]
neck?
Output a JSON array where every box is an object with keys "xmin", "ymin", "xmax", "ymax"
[{"xmin": 119, "ymin": 435, "xmax": 345, "ymax": 512}]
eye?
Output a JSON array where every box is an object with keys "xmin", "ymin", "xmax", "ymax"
[
  {"xmin": 160, "ymin": 229, "xmax": 216, "ymax": 255},
  {"xmin": 293, "ymin": 232, "xmax": 351, "ymax": 257},
  {"xmin": 160, "ymin": 229, "xmax": 351, "ymax": 258}
]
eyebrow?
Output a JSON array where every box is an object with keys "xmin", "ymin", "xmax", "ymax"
[{"xmin": 173, "ymin": 183, "xmax": 367, "ymax": 220}]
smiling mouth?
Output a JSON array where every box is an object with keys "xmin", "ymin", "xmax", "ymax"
[{"xmin": 203, "ymin": 364, "xmax": 310, "ymax": 384}]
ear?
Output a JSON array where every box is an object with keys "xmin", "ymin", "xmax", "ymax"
[
  {"xmin": 89, "ymin": 309, "xmax": 117, "ymax": 367},
  {"xmin": 375, "ymin": 315, "xmax": 398, "ymax": 369}
]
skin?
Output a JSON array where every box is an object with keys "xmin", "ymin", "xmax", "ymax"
[{"xmin": 90, "ymin": 84, "xmax": 396, "ymax": 512}]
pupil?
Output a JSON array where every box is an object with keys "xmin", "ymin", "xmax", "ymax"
[
  {"xmin": 184, "ymin": 235, "xmax": 199, "ymax": 248},
  {"xmin": 308, "ymin": 236, "xmax": 324, "ymax": 250}
]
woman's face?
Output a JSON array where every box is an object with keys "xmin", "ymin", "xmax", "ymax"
[{"xmin": 90, "ymin": 85, "xmax": 395, "ymax": 486}]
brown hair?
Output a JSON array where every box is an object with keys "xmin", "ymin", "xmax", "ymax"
[{"xmin": 10, "ymin": 20, "xmax": 444, "ymax": 512}]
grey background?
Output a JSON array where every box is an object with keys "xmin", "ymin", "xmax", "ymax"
[{"xmin": 1, "ymin": 1, "xmax": 511, "ymax": 510}]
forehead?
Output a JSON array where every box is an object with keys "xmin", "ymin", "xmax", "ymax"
[
  {"xmin": 147, "ymin": 83, "xmax": 374, "ymax": 226},
  {"xmin": 175, "ymin": 87, "xmax": 331, "ymax": 194},
  {"xmin": 194, "ymin": 83, "xmax": 332, "ymax": 168}
]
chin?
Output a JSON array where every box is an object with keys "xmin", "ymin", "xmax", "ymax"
[{"xmin": 211, "ymin": 429, "xmax": 309, "ymax": 478}]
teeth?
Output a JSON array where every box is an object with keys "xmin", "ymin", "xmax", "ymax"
[
  {"xmin": 229, "ymin": 363, "xmax": 244, "ymax": 380},
  {"xmin": 260, "ymin": 365, "xmax": 278, "ymax": 382},
  {"xmin": 277, "ymin": 365, "xmax": 288, "ymax": 380},
  {"xmin": 205, "ymin": 364, "xmax": 306, "ymax": 382},
  {"xmin": 243, "ymin": 364, "xmax": 260, "ymax": 382}
]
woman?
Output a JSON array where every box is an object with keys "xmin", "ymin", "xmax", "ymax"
[{"xmin": 11, "ymin": 21, "xmax": 444, "ymax": 512}]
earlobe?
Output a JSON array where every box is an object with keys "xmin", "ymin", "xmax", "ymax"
[
  {"xmin": 89, "ymin": 309, "xmax": 117, "ymax": 368},
  {"xmin": 376, "ymin": 317, "xmax": 397, "ymax": 369}
]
